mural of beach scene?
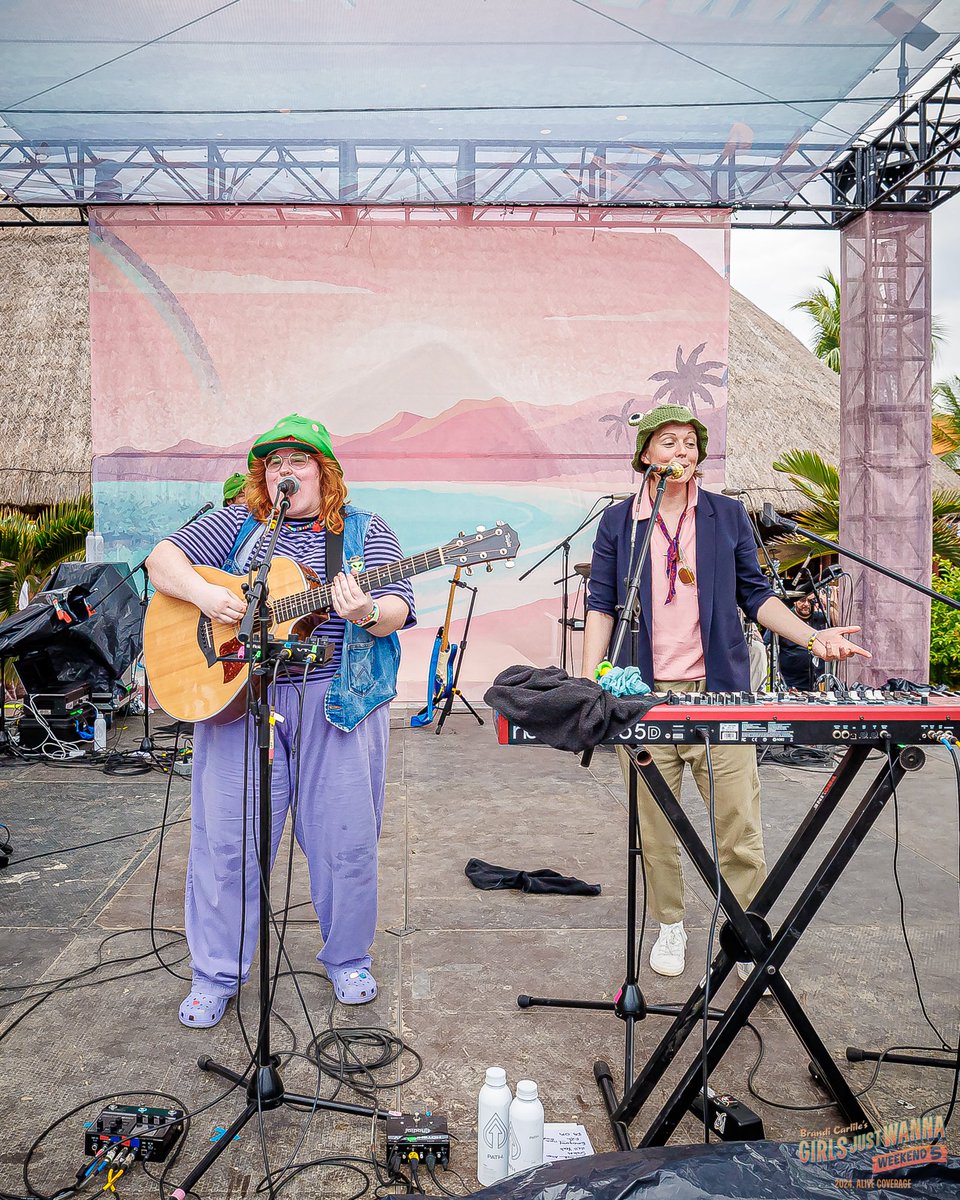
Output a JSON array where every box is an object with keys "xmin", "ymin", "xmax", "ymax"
[{"xmin": 88, "ymin": 207, "xmax": 730, "ymax": 700}]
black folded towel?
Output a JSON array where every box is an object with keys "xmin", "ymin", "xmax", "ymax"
[
  {"xmin": 464, "ymin": 857, "xmax": 601, "ymax": 896},
  {"xmin": 483, "ymin": 664, "xmax": 661, "ymax": 753}
]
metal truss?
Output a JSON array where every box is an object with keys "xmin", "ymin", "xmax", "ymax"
[{"xmin": 1, "ymin": 65, "xmax": 959, "ymax": 229}]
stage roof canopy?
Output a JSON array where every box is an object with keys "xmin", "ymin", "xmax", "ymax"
[{"xmin": 2, "ymin": 0, "xmax": 960, "ymax": 214}]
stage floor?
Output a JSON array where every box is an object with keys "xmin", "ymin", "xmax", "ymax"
[{"xmin": 1, "ymin": 707, "xmax": 957, "ymax": 1197}]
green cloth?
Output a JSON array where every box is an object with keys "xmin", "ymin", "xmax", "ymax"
[
  {"xmin": 630, "ymin": 404, "xmax": 708, "ymax": 473},
  {"xmin": 222, "ymin": 472, "xmax": 247, "ymax": 503},
  {"xmin": 248, "ymin": 413, "xmax": 340, "ymax": 470}
]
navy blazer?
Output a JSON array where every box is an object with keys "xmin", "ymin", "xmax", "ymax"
[{"xmin": 585, "ymin": 489, "xmax": 775, "ymax": 692}]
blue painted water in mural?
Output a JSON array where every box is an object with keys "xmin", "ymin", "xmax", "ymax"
[{"xmin": 94, "ymin": 479, "xmax": 624, "ymax": 618}]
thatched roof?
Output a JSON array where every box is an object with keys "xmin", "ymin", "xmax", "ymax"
[
  {"xmin": 0, "ymin": 225, "xmax": 953, "ymax": 509},
  {"xmin": 727, "ymin": 288, "xmax": 958, "ymax": 507},
  {"xmin": 0, "ymin": 225, "xmax": 90, "ymax": 509}
]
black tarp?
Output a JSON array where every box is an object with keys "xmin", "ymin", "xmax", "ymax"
[
  {"xmin": 0, "ymin": 562, "xmax": 142, "ymax": 706},
  {"xmin": 469, "ymin": 1143, "xmax": 960, "ymax": 1199}
]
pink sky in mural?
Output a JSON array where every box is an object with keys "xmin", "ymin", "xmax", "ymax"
[{"xmin": 89, "ymin": 211, "xmax": 728, "ymax": 457}]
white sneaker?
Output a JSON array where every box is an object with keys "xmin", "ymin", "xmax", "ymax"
[
  {"xmin": 650, "ymin": 921, "xmax": 687, "ymax": 976},
  {"xmin": 737, "ymin": 960, "xmax": 773, "ymax": 996}
]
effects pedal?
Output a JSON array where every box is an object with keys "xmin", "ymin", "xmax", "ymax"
[
  {"xmin": 689, "ymin": 1088, "xmax": 764, "ymax": 1141},
  {"xmin": 84, "ymin": 1104, "xmax": 185, "ymax": 1162},
  {"xmin": 385, "ymin": 1109, "xmax": 450, "ymax": 1166}
]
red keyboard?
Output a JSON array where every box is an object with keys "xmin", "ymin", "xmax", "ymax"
[{"xmin": 496, "ymin": 692, "xmax": 960, "ymax": 747}]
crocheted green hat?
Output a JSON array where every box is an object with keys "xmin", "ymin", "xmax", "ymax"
[
  {"xmin": 630, "ymin": 404, "xmax": 708, "ymax": 473},
  {"xmin": 248, "ymin": 414, "xmax": 340, "ymax": 470}
]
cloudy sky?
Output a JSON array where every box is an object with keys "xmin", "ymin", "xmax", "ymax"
[{"xmin": 731, "ymin": 201, "xmax": 960, "ymax": 388}]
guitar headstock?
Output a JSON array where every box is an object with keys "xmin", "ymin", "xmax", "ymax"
[{"xmin": 443, "ymin": 522, "xmax": 520, "ymax": 569}]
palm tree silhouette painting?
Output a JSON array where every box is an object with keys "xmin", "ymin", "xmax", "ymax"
[
  {"xmin": 649, "ymin": 343, "xmax": 725, "ymax": 416},
  {"xmin": 599, "ymin": 398, "xmax": 639, "ymax": 442}
]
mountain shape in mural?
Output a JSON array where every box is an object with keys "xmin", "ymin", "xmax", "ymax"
[{"xmin": 99, "ymin": 390, "xmax": 708, "ymax": 484}]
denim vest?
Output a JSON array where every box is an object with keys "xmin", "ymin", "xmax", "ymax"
[
  {"xmin": 323, "ymin": 506, "xmax": 401, "ymax": 732},
  {"xmin": 223, "ymin": 505, "xmax": 400, "ymax": 732}
]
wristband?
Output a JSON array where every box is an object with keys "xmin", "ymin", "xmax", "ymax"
[
  {"xmin": 806, "ymin": 633, "xmax": 818, "ymax": 652},
  {"xmin": 354, "ymin": 601, "xmax": 380, "ymax": 629}
]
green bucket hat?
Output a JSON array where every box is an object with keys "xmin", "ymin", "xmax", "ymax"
[
  {"xmin": 630, "ymin": 404, "xmax": 708, "ymax": 473},
  {"xmin": 248, "ymin": 413, "xmax": 341, "ymax": 470},
  {"xmin": 222, "ymin": 472, "xmax": 247, "ymax": 504}
]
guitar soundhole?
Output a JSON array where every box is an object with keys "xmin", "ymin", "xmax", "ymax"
[{"xmin": 219, "ymin": 637, "xmax": 245, "ymax": 683}]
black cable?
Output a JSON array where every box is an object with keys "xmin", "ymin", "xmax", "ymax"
[
  {"xmin": 8, "ymin": 816, "xmax": 190, "ymax": 868},
  {"xmin": 699, "ymin": 731, "xmax": 723, "ymax": 1145},
  {"xmin": 884, "ymin": 740, "xmax": 950, "ymax": 1048}
]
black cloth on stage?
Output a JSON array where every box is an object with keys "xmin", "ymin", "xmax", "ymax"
[
  {"xmin": 483, "ymin": 664, "xmax": 661, "ymax": 753},
  {"xmin": 464, "ymin": 857, "xmax": 601, "ymax": 896}
]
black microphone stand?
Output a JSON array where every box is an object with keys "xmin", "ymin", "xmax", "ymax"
[
  {"xmin": 170, "ymin": 492, "xmax": 384, "ymax": 1198},
  {"xmin": 726, "ymin": 492, "xmax": 791, "ymax": 691},
  {"xmin": 519, "ymin": 496, "xmax": 619, "ymax": 672}
]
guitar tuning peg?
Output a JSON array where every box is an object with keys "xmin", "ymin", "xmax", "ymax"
[
  {"xmin": 458, "ymin": 530, "xmax": 465, "ymax": 538},
  {"xmin": 504, "ymin": 559, "xmax": 516, "ymax": 568},
  {"xmin": 464, "ymin": 566, "xmax": 474, "ymax": 577},
  {"xmin": 476, "ymin": 525, "xmax": 486, "ymax": 533},
  {"xmin": 486, "ymin": 563, "xmax": 493, "ymax": 572}
]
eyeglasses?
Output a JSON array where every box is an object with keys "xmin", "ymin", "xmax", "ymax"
[{"xmin": 264, "ymin": 451, "xmax": 311, "ymax": 471}]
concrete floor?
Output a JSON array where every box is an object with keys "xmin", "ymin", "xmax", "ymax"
[{"xmin": 0, "ymin": 707, "xmax": 957, "ymax": 1198}]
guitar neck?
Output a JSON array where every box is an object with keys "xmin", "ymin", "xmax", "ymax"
[{"xmin": 271, "ymin": 545, "xmax": 447, "ymax": 624}]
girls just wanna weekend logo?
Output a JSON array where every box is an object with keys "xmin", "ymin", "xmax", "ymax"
[{"xmin": 798, "ymin": 1115, "xmax": 947, "ymax": 1187}]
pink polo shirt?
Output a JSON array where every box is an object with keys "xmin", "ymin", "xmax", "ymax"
[{"xmin": 634, "ymin": 479, "xmax": 705, "ymax": 682}]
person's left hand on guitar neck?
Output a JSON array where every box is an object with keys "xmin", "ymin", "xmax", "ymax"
[{"xmin": 331, "ymin": 570, "xmax": 380, "ymax": 628}]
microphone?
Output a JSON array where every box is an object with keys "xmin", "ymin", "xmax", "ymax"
[
  {"xmin": 277, "ymin": 476, "xmax": 300, "ymax": 497},
  {"xmin": 721, "ymin": 488, "xmax": 746, "ymax": 497},
  {"xmin": 183, "ymin": 500, "xmax": 214, "ymax": 526},
  {"xmin": 647, "ymin": 462, "xmax": 685, "ymax": 479}
]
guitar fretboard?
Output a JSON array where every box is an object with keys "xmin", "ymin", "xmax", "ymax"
[{"xmin": 271, "ymin": 546, "xmax": 447, "ymax": 624}]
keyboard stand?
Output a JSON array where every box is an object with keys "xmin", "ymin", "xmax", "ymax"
[{"xmin": 590, "ymin": 739, "xmax": 920, "ymax": 1146}]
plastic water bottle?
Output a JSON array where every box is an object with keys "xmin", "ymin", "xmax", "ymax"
[
  {"xmin": 85, "ymin": 531, "xmax": 105, "ymax": 563},
  {"xmin": 507, "ymin": 1079, "xmax": 544, "ymax": 1176},
  {"xmin": 477, "ymin": 1067, "xmax": 511, "ymax": 1185},
  {"xmin": 93, "ymin": 715, "xmax": 107, "ymax": 752}
]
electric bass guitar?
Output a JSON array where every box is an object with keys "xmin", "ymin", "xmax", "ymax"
[
  {"xmin": 410, "ymin": 566, "xmax": 462, "ymax": 729},
  {"xmin": 143, "ymin": 523, "xmax": 519, "ymax": 724}
]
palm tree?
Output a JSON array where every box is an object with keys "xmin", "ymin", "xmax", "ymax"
[
  {"xmin": 792, "ymin": 269, "xmax": 841, "ymax": 373},
  {"xmin": 648, "ymin": 342, "xmax": 725, "ymax": 416},
  {"xmin": 0, "ymin": 498, "xmax": 94, "ymax": 618},
  {"xmin": 767, "ymin": 449, "xmax": 960, "ymax": 569},
  {"xmin": 794, "ymin": 268, "xmax": 946, "ymax": 374},
  {"xmin": 599, "ymin": 398, "xmax": 639, "ymax": 442},
  {"xmin": 932, "ymin": 375, "xmax": 960, "ymax": 469}
]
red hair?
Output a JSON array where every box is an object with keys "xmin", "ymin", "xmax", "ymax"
[{"xmin": 245, "ymin": 453, "xmax": 348, "ymax": 533}]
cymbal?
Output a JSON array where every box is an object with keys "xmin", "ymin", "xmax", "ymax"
[{"xmin": 574, "ymin": 562, "xmax": 592, "ymax": 579}]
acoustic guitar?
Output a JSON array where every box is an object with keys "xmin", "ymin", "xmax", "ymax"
[{"xmin": 143, "ymin": 523, "xmax": 519, "ymax": 723}]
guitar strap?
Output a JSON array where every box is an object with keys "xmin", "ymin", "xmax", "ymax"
[{"xmin": 325, "ymin": 511, "xmax": 345, "ymax": 583}]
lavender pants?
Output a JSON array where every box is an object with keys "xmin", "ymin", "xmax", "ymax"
[{"xmin": 184, "ymin": 679, "xmax": 389, "ymax": 996}]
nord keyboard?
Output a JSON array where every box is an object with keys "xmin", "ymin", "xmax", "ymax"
[{"xmin": 496, "ymin": 690, "xmax": 960, "ymax": 747}]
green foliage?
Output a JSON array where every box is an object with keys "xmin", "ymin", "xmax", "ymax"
[
  {"xmin": 929, "ymin": 558, "xmax": 960, "ymax": 685},
  {"xmin": 933, "ymin": 375, "xmax": 960, "ymax": 469},
  {"xmin": 768, "ymin": 450, "xmax": 960, "ymax": 570},
  {"xmin": 793, "ymin": 268, "xmax": 945, "ymax": 375},
  {"xmin": 793, "ymin": 269, "xmax": 841, "ymax": 373},
  {"xmin": 0, "ymin": 498, "xmax": 94, "ymax": 618}
]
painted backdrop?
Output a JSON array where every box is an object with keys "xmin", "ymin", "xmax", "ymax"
[{"xmin": 88, "ymin": 207, "xmax": 730, "ymax": 700}]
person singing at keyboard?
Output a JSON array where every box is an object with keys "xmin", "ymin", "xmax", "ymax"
[{"xmin": 581, "ymin": 405, "xmax": 870, "ymax": 980}]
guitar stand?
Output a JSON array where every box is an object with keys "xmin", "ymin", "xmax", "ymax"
[
  {"xmin": 434, "ymin": 577, "xmax": 484, "ymax": 736},
  {"xmin": 520, "ymin": 737, "xmax": 921, "ymax": 1148}
]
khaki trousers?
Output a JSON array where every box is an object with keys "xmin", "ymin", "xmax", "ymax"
[{"xmin": 616, "ymin": 678, "xmax": 767, "ymax": 925}]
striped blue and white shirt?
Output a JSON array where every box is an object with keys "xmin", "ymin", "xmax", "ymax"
[{"xmin": 166, "ymin": 506, "xmax": 416, "ymax": 680}]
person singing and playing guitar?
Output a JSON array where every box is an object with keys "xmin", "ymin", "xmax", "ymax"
[{"xmin": 146, "ymin": 414, "xmax": 416, "ymax": 1026}]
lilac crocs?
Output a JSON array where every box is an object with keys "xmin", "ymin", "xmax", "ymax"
[
  {"xmin": 178, "ymin": 990, "xmax": 229, "ymax": 1028},
  {"xmin": 327, "ymin": 966, "xmax": 378, "ymax": 1005}
]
